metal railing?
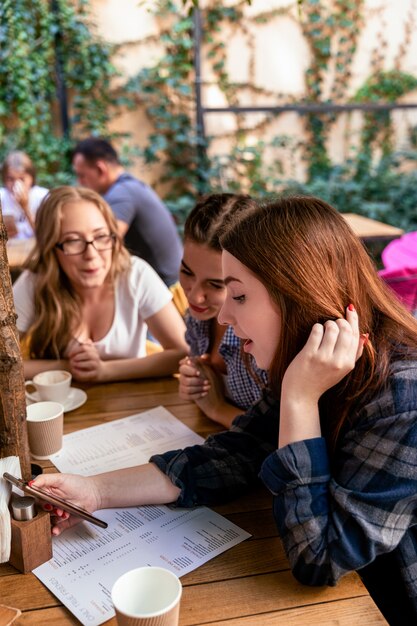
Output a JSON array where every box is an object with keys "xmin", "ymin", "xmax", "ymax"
[{"xmin": 192, "ymin": 9, "xmax": 417, "ymax": 142}]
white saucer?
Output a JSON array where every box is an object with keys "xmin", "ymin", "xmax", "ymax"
[{"xmin": 26, "ymin": 387, "xmax": 87, "ymax": 412}]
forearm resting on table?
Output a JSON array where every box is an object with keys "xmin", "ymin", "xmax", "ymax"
[
  {"xmin": 100, "ymin": 348, "xmax": 188, "ymax": 381},
  {"xmin": 23, "ymin": 358, "xmax": 70, "ymax": 379},
  {"xmin": 93, "ymin": 463, "xmax": 181, "ymax": 509},
  {"xmin": 199, "ymin": 398, "xmax": 243, "ymax": 428}
]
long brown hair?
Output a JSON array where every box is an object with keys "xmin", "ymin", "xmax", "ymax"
[
  {"xmin": 24, "ymin": 186, "xmax": 130, "ymax": 358},
  {"xmin": 219, "ymin": 195, "xmax": 417, "ymax": 448}
]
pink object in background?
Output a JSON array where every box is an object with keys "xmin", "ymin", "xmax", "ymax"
[
  {"xmin": 379, "ymin": 266, "xmax": 417, "ymax": 311},
  {"xmin": 379, "ymin": 233, "xmax": 417, "ymax": 312},
  {"xmin": 382, "ymin": 231, "xmax": 417, "ymax": 271}
]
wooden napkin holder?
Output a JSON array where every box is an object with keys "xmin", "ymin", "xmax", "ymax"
[{"xmin": 9, "ymin": 507, "xmax": 52, "ymax": 574}]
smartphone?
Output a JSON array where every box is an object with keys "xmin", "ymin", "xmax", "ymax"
[{"xmin": 3, "ymin": 472, "xmax": 108, "ymax": 529}]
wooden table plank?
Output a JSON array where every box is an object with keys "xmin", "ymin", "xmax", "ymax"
[
  {"xmin": 8, "ymin": 594, "xmax": 388, "ymax": 626},
  {"xmin": 223, "ymin": 507, "xmax": 278, "ymax": 539},
  {"xmin": 204, "ymin": 596, "xmax": 388, "ymax": 626},
  {"xmin": 182, "ymin": 536, "xmax": 288, "ymax": 584},
  {"xmin": 179, "ymin": 571, "xmax": 368, "ymax": 626},
  {"xmin": 0, "ymin": 575, "xmax": 59, "ymax": 611},
  {"xmin": 13, "ymin": 606, "xmax": 77, "ymax": 625},
  {"xmin": 0, "ymin": 571, "xmax": 381, "ymax": 626},
  {"xmin": 342, "ymin": 213, "xmax": 403, "ymax": 241},
  {"xmin": 6, "ymin": 238, "xmax": 35, "ymax": 270}
]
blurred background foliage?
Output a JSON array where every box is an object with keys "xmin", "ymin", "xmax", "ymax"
[
  {"xmin": 2, "ymin": 0, "xmax": 417, "ymax": 230},
  {"xmin": 0, "ymin": 0, "xmax": 119, "ymax": 186}
]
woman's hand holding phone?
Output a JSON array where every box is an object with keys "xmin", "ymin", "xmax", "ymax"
[
  {"xmin": 4, "ymin": 473, "xmax": 105, "ymax": 535},
  {"xmin": 32, "ymin": 473, "xmax": 104, "ymax": 534}
]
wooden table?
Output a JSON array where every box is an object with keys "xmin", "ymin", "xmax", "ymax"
[
  {"xmin": 342, "ymin": 213, "xmax": 403, "ymax": 242},
  {"xmin": 0, "ymin": 377, "xmax": 387, "ymax": 625},
  {"xmin": 6, "ymin": 238, "xmax": 35, "ymax": 270}
]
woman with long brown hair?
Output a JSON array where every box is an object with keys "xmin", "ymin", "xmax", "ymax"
[
  {"xmin": 13, "ymin": 186, "xmax": 188, "ymax": 381},
  {"xmin": 34, "ymin": 195, "xmax": 417, "ymax": 624}
]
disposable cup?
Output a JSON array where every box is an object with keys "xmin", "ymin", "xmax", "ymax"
[
  {"xmin": 26, "ymin": 401, "xmax": 64, "ymax": 459},
  {"xmin": 111, "ymin": 566, "xmax": 182, "ymax": 626}
]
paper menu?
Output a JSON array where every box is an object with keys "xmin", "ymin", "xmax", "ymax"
[
  {"xmin": 50, "ymin": 406, "xmax": 204, "ymax": 475},
  {"xmin": 35, "ymin": 503, "xmax": 250, "ymax": 626},
  {"xmin": 33, "ymin": 406, "xmax": 252, "ymax": 626}
]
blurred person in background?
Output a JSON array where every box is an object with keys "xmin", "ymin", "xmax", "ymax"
[
  {"xmin": 0, "ymin": 151, "xmax": 48, "ymax": 239},
  {"xmin": 72, "ymin": 138, "xmax": 182, "ymax": 289}
]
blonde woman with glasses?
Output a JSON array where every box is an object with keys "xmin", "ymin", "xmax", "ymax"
[{"xmin": 12, "ymin": 186, "xmax": 188, "ymax": 382}]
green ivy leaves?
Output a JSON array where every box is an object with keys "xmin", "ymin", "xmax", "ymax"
[{"xmin": 0, "ymin": 0, "xmax": 118, "ymax": 187}]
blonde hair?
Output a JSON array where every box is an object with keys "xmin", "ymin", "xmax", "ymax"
[
  {"xmin": 219, "ymin": 195, "xmax": 417, "ymax": 448},
  {"xmin": 25, "ymin": 186, "xmax": 131, "ymax": 358}
]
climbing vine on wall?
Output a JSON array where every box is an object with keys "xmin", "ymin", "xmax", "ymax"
[
  {"xmin": 0, "ymin": 0, "xmax": 119, "ymax": 186},
  {"xmin": 127, "ymin": 0, "xmax": 417, "ymax": 229},
  {"xmin": 2, "ymin": 0, "xmax": 417, "ymax": 230},
  {"xmin": 300, "ymin": 0, "xmax": 365, "ymax": 179}
]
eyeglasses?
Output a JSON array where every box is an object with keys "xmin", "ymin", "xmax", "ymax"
[{"xmin": 55, "ymin": 233, "xmax": 116, "ymax": 256}]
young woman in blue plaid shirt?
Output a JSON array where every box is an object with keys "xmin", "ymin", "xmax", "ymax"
[
  {"xmin": 35, "ymin": 196, "xmax": 417, "ymax": 624},
  {"xmin": 178, "ymin": 194, "xmax": 267, "ymax": 427}
]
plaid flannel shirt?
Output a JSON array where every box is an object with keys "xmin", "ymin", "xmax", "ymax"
[
  {"xmin": 185, "ymin": 314, "xmax": 268, "ymax": 410},
  {"xmin": 151, "ymin": 360, "xmax": 417, "ymax": 624}
]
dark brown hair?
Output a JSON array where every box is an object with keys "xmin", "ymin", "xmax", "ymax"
[
  {"xmin": 184, "ymin": 194, "xmax": 251, "ymax": 251},
  {"xmin": 72, "ymin": 137, "xmax": 119, "ymax": 165}
]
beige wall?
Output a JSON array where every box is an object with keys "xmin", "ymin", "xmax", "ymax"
[{"xmin": 88, "ymin": 0, "xmax": 417, "ymax": 186}]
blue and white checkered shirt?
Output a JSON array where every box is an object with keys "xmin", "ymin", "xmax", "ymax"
[
  {"xmin": 151, "ymin": 359, "xmax": 417, "ymax": 624},
  {"xmin": 185, "ymin": 314, "xmax": 268, "ymax": 410}
]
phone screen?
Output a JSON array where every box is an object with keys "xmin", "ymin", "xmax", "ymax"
[{"xmin": 3, "ymin": 472, "xmax": 108, "ymax": 529}]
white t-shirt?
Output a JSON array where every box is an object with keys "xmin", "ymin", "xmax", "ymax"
[
  {"xmin": 0, "ymin": 185, "xmax": 49, "ymax": 238},
  {"xmin": 13, "ymin": 256, "xmax": 172, "ymax": 359}
]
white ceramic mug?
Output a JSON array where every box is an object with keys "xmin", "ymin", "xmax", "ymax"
[
  {"xmin": 111, "ymin": 566, "xmax": 182, "ymax": 626},
  {"xmin": 25, "ymin": 370, "xmax": 72, "ymax": 403},
  {"xmin": 26, "ymin": 401, "xmax": 64, "ymax": 459}
]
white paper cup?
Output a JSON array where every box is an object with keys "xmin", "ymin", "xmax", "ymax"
[
  {"xmin": 26, "ymin": 401, "xmax": 64, "ymax": 459},
  {"xmin": 25, "ymin": 370, "xmax": 72, "ymax": 403},
  {"xmin": 111, "ymin": 567, "xmax": 182, "ymax": 626}
]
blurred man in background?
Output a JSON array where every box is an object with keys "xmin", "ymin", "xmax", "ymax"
[{"xmin": 72, "ymin": 138, "xmax": 182, "ymax": 287}]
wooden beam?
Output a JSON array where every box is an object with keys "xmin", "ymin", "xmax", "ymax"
[{"xmin": 0, "ymin": 206, "xmax": 31, "ymax": 480}]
